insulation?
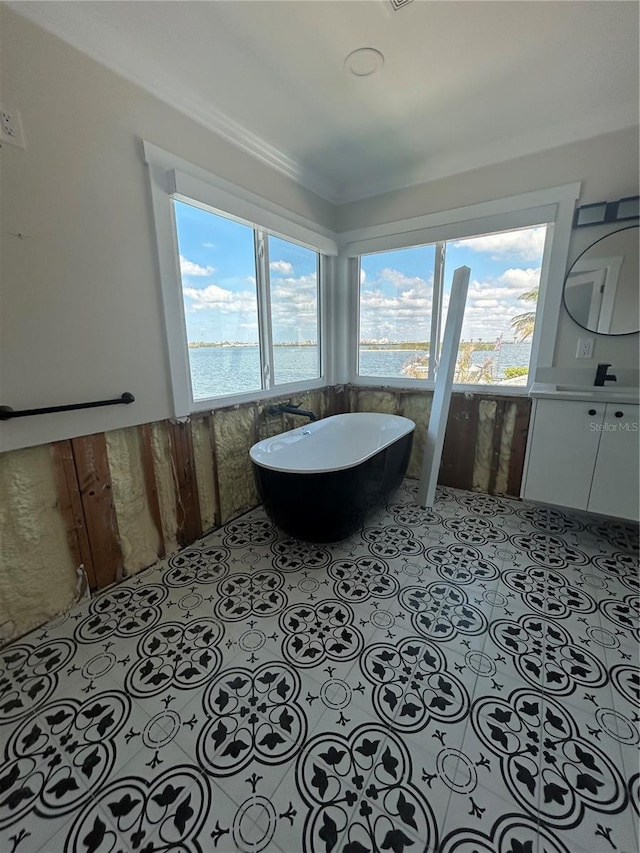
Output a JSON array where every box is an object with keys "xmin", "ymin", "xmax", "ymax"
[
  {"xmin": 494, "ymin": 401, "xmax": 517, "ymax": 495},
  {"xmin": 256, "ymin": 390, "xmax": 329, "ymax": 441},
  {"xmin": 353, "ymin": 389, "xmax": 399, "ymax": 415},
  {"xmin": 0, "ymin": 385, "xmax": 529, "ymax": 648},
  {"xmin": 397, "ymin": 392, "xmax": 432, "ymax": 479},
  {"xmin": 150, "ymin": 421, "xmax": 179, "ymax": 556},
  {"xmin": 350, "ymin": 387, "xmax": 431, "ymax": 479},
  {"xmin": 105, "ymin": 427, "xmax": 162, "ymax": 576},
  {"xmin": 0, "ymin": 445, "xmax": 77, "ymax": 645},
  {"xmin": 215, "ymin": 406, "xmax": 259, "ymax": 522},
  {"xmin": 191, "ymin": 417, "xmax": 218, "ymax": 531},
  {"xmin": 472, "ymin": 399, "xmax": 497, "ymax": 493},
  {"xmin": 256, "ymin": 404, "xmax": 289, "ymax": 442}
]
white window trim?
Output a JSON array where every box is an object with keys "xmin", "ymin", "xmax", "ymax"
[
  {"xmin": 143, "ymin": 141, "xmax": 338, "ymax": 417},
  {"xmin": 339, "ymin": 183, "xmax": 581, "ymax": 390}
]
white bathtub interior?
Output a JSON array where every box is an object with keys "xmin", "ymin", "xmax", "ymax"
[{"xmin": 249, "ymin": 412, "xmax": 415, "ymax": 473}]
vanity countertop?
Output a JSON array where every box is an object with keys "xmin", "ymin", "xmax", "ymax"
[{"xmin": 529, "ymin": 382, "xmax": 640, "ymax": 405}]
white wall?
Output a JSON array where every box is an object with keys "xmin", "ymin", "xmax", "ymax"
[
  {"xmin": 0, "ymin": 7, "xmax": 335, "ymax": 452},
  {"xmin": 338, "ymin": 127, "xmax": 640, "ymax": 384}
]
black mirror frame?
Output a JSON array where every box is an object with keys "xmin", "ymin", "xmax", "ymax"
[{"xmin": 562, "ymin": 223, "xmax": 639, "ymax": 337}]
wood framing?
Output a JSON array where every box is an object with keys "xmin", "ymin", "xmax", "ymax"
[
  {"xmin": 139, "ymin": 423, "xmax": 166, "ymax": 558},
  {"xmin": 51, "ymin": 439, "xmax": 97, "ymax": 589},
  {"xmin": 70, "ymin": 433, "xmax": 124, "ymax": 589},
  {"xmin": 507, "ymin": 398, "xmax": 533, "ymax": 497},
  {"xmin": 488, "ymin": 398, "xmax": 507, "ymax": 495},
  {"xmin": 439, "ymin": 395, "xmax": 480, "ymax": 492},
  {"xmin": 168, "ymin": 419, "xmax": 203, "ymax": 547},
  {"xmin": 207, "ymin": 414, "xmax": 223, "ymax": 530}
]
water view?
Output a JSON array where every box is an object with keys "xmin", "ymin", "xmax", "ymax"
[{"xmin": 188, "ymin": 342, "xmax": 531, "ymax": 400}]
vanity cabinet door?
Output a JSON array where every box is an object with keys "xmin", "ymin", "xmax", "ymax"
[
  {"xmin": 522, "ymin": 399, "xmax": 604, "ymax": 510},
  {"xmin": 588, "ymin": 404, "xmax": 639, "ymax": 521}
]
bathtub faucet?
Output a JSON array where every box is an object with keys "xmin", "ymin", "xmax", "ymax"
[{"xmin": 267, "ymin": 400, "xmax": 317, "ymax": 422}]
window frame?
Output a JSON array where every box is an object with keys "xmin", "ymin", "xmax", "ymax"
[
  {"xmin": 340, "ymin": 184, "xmax": 581, "ymax": 395},
  {"xmin": 144, "ymin": 141, "xmax": 337, "ymax": 416}
]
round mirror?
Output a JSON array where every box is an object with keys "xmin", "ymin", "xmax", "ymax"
[{"xmin": 563, "ymin": 224, "xmax": 639, "ymax": 335}]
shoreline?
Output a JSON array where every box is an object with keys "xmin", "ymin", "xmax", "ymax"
[{"xmin": 188, "ymin": 343, "xmax": 512, "ymax": 350}]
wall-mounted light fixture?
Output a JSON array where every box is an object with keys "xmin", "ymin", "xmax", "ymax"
[{"xmin": 573, "ymin": 195, "xmax": 639, "ymax": 228}]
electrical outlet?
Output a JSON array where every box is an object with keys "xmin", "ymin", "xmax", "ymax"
[
  {"xmin": 576, "ymin": 337, "xmax": 594, "ymax": 359},
  {"xmin": 0, "ymin": 105, "xmax": 25, "ymax": 150}
]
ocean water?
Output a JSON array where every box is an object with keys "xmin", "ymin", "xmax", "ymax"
[
  {"xmin": 188, "ymin": 343, "xmax": 531, "ymax": 399},
  {"xmin": 188, "ymin": 346, "xmax": 319, "ymax": 400}
]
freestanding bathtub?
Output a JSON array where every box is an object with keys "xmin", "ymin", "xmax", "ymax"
[{"xmin": 249, "ymin": 412, "xmax": 415, "ymax": 542}]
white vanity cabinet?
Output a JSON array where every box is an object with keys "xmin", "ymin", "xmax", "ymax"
[
  {"xmin": 522, "ymin": 396, "xmax": 639, "ymax": 522},
  {"xmin": 588, "ymin": 404, "xmax": 639, "ymax": 520}
]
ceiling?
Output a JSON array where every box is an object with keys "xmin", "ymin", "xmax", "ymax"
[{"xmin": 10, "ymin": 0, "xmax": 640, "ymax": 204}]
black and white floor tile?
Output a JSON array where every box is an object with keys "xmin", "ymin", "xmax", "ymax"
[{"xmin": 1, "ymin": 481, "xmax": 638, "ymax": 853}]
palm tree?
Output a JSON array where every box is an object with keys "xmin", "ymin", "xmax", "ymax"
[{"xmin": 511, "ymin": 287, "xmax": 538, "ymax": 342}]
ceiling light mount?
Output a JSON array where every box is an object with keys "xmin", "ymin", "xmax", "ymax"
[{"xmin": 344, "ymin": 47, "xmax": 385, "ymax": 77}]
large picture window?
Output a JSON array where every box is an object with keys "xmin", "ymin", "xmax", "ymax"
[
  {"xmin": 358, "ymin": 224, "xmax": 548, "ymax": 387},
  {"xmin": 144, "ymin": 141, "xmax": 337, "ymax": 417},
  {"xmin": 146, "ymin": 144, "xmax": 578, "ymax": 413},
  {"xmin": 173, "ymin": 200, "xmax": 321, "ymax": 403}
]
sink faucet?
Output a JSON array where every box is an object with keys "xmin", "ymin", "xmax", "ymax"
[
  {"xmin": 594, "ymin": 363, "xmax": 617, "ymax": 386},
  {"xmin": 267, "ymin": 400, "xmax": 317, "ymax": 422}
]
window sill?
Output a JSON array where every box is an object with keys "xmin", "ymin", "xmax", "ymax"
[
  {"xmin": 349, "ymin": 377, "xmax": 530, "ymax": 397},
  {"xmin": 188, "ymin": 379, "xmax": 328, "ymax": 415}
]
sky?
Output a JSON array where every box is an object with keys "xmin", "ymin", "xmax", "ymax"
[
  {"xmin": 174, "ymin": 200, "xmax": 546, "ymax": 345},
  {"xmin": 360, "ymin": 226, "xmax": 546, "ymax": 343},
  {"xmin": 175, "ymin": 200, "xmax": 317, "ymax": 344}
]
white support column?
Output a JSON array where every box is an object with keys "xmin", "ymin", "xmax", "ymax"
[{"xmin": 417, "ymin": 265, "xmax": 471, "ymax": 508}]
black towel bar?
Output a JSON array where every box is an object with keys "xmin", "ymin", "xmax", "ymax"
[{"xmin": 0, "ymin": 392, "xmax": 135, "ymax": 421}]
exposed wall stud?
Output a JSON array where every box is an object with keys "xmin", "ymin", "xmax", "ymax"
[
  {"xmin": 168, "ymin": 420, "xmax": 202, "ymax": 547},
  {"xmin": 51, "ymin": 440, "xmax": 97, "ymax": 589},
  {"xmin": 507, "ymin": 398, "xmax": 533, "ymax": 496},
  {"xmin": 207, "ymin": 414, "xmax": 223, "ymax": 529},
  {"xmin": 439, "ymin": 395, "xmax": 479, "ymax": 492},
  {"xmin": 71, "ymin": 433, "xmax": 124, "ymax": 588},
  {"xmin": 139, "ymin": 423, "xmax": 166, "ymax": 558},
  {"xmin": 488, "ymin": 398, "xmax": 506, "ymax": 495}
]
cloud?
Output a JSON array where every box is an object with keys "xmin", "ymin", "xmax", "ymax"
[
  {"xmin": 358, "ymin": 263, "xmax": 542, "ymax": 342},
  {"xmin": 270, "ymin": 274, "xmax": 318, "ymax": 336},
  {"xmin": 359, "ymin": 268, "xmax": 434, "ymax": 339},
  {"xmin": 453, "ymin": 226, "xmax": 547, "ymax": 261},
  {"xmin": 270, "ymin": 260, "xmax": 294, "ymax": 274},
  {"xmin": 184, "ymin": 273, "xmax": 320, "ymax": 341},
  {"xmin": 461, "ymin": 267, "xmax": 541, "ymax": 338},
  {"xmin": 180, "ymin": 255, "xmax": 215, "ymax": 277},
  {"xmin": 378, "ymin": 268, "xmax": 430, "ymax": 291},
  {"xmin": 183, "ymin": 283, "xmax": 257, "ymax": 314},
  {"xmin": 497, "ymin": 267, "xmax": 541, "ymax": 290}
]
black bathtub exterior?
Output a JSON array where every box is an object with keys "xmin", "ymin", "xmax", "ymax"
[{"xmin": 252, "ymin": 431, "xmax": 413, "ymax": 543}]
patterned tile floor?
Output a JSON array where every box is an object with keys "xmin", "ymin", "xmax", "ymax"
[{"xmin": 1, "ymin": 481, "xmax": 639, "ymax": 853}]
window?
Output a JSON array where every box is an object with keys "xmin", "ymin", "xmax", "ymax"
[
  {"xmin": 268, "ymin": 235, "xmax": 320, "ymax": 386},
  {"xmin": 146, "ymin": 144, "xmax": 579, "ymax": 411},
  {"xmin": 143, "ymin": 140, "xmax": 337, "ymax": 416},
  {"xmin": 175, "ymin": 201, "xmax": 262, "ymax": 399},
  {"xmin": 173, "ymin": 202, "xmax": 320, "ymax": 401},
  {"xmin": 358, "ymin": 223, "xmax": 548, "ymax": 387}
]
